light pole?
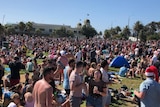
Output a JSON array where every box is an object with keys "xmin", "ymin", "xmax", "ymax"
[
  {"xmin": 128, "ymin": 15, "xmax": 133, "ymax": 37},
  {"xmin": 128, "ymin": 16, "xmax": 130, "ymax": 28},
  {"xmin": 2, "ymin": 15, "xmax": 5, "ymax": 25}
]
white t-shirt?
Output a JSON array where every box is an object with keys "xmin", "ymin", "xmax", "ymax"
[
  {"xmin": 60, "ymin": 50, "xmax": 66, "ymax": 56},
  {"xmin": 75, "ymin": 51, "xmax": 82, "ymax": 62},
  {"xmin": 100, "ymin": 68, "xmax": 109, "ymax": 83},
  {"xmin": 134, "ymin": 48, "xmax": 139, "ymax": 56},
  {"xmin": 7, "ymin": 102, "xmax": 17, "ymax": 107}
]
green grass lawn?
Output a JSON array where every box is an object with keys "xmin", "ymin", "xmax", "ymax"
[
  {"xmin": 80, "ymin": 77, "xmax": 143, "ymax": 107},
  {"xmin": 4, "ymin": 50, "xmax": 143, "ymax": 107},
  {"xmin": 56, "ymin": 76, "xmax": 142, "ymax": 107}
]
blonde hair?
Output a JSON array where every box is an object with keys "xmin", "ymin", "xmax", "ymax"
[
  {"xmin": 11, "ymin": 93, "xmax": 19, "ymax": 100},
  {"xmin": 91, "ymin": 62, "xmax": 96, "ymax": 68}
]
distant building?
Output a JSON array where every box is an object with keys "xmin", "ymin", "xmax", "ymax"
[
  {"xmin": 7, "ymin": 22, "xmax": 80, "ymax": 35},
  {"xmin": 6, "ymin": 19, "xmax": 91, "ymax": 37}
]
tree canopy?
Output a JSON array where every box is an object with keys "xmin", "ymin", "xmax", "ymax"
[
  {"xmin": 0, "ymin": 20, "xmax": 160, "ymax": 41},
  {"xmin": 104, "ymin": 21, "xmax": 160, "ymax": 41},
  {"xmin": 25, "ymin": 21, "xmax": 33, "ymax": 34},
  {"xmin": 81, "ymin": 25, "xmax": 97, "ymax": 38},
  {"xmin": 18, "ymin": 22, "xmax": 26, "ymax": 33},
  {"xmin": 52, "ymin": 27, "xmax": 74, "ymax": 37}
]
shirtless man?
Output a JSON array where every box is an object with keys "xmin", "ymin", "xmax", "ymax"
[{"xmin": 33, "ymin": 67, "xmax": 55, "ymax": 107}]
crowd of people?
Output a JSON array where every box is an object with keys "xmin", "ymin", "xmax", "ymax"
[{"xmin": 0, "ymin": 34, "xmax": 160, "ymax": 107}]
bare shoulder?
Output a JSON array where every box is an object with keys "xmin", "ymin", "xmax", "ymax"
[
  {"xmin": 70, "ymin": 71, "xmax": 75, "ymax": 76},
  {"xmin": 46, "ymin": 85, "xmax": 53, "ymax": 92},
  {"xmin": 34, "ymin": 80, "xmax": 42, "ymax": 86},
  {"xmin": 36, "ymin": 79, "xmax": 44, "ymax": 84}
]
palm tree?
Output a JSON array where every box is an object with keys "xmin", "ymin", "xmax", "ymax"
[
  {"xmin": 109, "ymin": 27, "xmax": 116, "ymax": 36},
  {"xmin": 99, "ymin": 31, "xmax": 102, "ymax": 35},
  {"xmin": 18, "ymin": 21, "xmax": 26, "ymax": 34},
  {"xmin": 104, "ymin": 29, "xmax": 111, "ymax": 39},
  {"xmin": 26, "ymin": 21, "xmax": 33, "ymax": 34},
  {"xmin": 134, "ymin": 21, "xmax": 144, "ymax": 40},
  {"xmin": 146, "ymin": 21, "xmax": 157, "ymax": 34},
  {"xmin": 157, "ymin": 21, "xmax": 160, "ymax": 32},
  {"xmin": 139, "ymin": 29, "xmax": 146, "ymax": 42},
  {"xmin": 121, "ymin": 26, "xmax": 131, "ymax": 39},
  {"xmin": 115, "ymin": 26, "xmax": 121, "ymax": 34}
]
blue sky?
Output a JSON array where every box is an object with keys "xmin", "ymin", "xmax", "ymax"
[{"xmin": 0, "ymin": 0, "xmax": 160, "ymax": 32}]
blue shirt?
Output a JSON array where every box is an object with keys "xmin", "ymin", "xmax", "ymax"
[
  {"xmin": 119, "ymin": 66, "xmax": 128, "ymax": 77},
  {"xmin": 63, "ymin": 66, "xmax": 70, "ymax": 89},
  {"xmin": 140, "ymin": 78, "xmax": 160, "ymax": 107},
  {"xmin": 26, "ymin": 62, "xmax": 34, "ymax": 72}
]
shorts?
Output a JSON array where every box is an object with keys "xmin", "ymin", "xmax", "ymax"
[
  {"xmin": 86, "ymin": 95, "xmax": 102, "ymax": 107},
  {"xmin": 69, "ymin": 96, "xmax": 81, "ymax": 107},
  {"xmin": 102, "ymin": 91, "xmax": 111, "ymax": 106},
  {"xmin": 10, "ymin": 79, "xmax": 20, "ymax": 87}
]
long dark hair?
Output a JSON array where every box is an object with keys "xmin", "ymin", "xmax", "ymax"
[{"xmin": 92, "ymin": 69, "xmax": 102, "ymax": 80}]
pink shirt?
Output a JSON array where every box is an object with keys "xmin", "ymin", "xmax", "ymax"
[
  {"xmin": 24, "ymin": 101, "xmax": 34, "ymax": 107},
  {"xmin": 69, "ymin": 71, "xmax": 82, "ymax": 97}
]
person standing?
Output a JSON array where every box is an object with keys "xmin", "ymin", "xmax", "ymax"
[
  {"xmin": 90, "ymin": 47, "xmax": 97, "ymax": 63},
  {"xmin": 62, "ymin": 59, "xmax": 75, "ymax": 107},
  {"xmin": 75, "ymin": 49, "xmax": 82, "ymax": 63},
  {"xmin": 86, "ymin": 70, "xmax": 107, "ymax": 107},
  {"xmin": 69, "ymin": 61, "xmax": 86, "ymax": 107},
  {"xmin": 100, "ymin": 60, "xmax": 111, "ymax": 107},
  {"xmin": 26, "ymin": 58, "xmax": 34, "ymax": 72},
  {"xmin": 33, "ymin": 67, "xmax": 56, "ymax": 107},
  {"xmin": 9, "ymin": 57, "xmax": 25, "ymax": 86},
  {"xmin": 134, "ymin": 66, "xmax": 160, "ymax": 107},
  {"xmin": 63, "ymin": 59, "xmax": 75, "ymax": 96},
  {"xmin": 140, "ymin": 55, "xmax": 149, "ymax": 80},
  {"xmin": 0, "ymin": 60, "xmax": 4, "ymax": 100}
]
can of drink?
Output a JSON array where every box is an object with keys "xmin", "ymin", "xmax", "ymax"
[{"xmin": 93, "ymin": 86, "xmax": 98, "ymax": 93}]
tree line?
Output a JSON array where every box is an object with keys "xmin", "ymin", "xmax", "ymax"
[
  {"xmin": 104, "ymin": 21, "xmax": 160, "ymax": 41},
  {"xmin": 0, "ymin": 21, "xmax": 160, "ymax": 41},
  {"xmin": 0, "ymin": 21, "xmax": 97, "ymax": 38}
]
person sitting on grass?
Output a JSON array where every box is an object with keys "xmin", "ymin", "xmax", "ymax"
[
  {"xmin": 118, "ymin": 64, "xmax": 128, "ymax": 77},
  {"xmin": 7, "ymin": 93, "xmax": 20, "ymax": 107}
]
